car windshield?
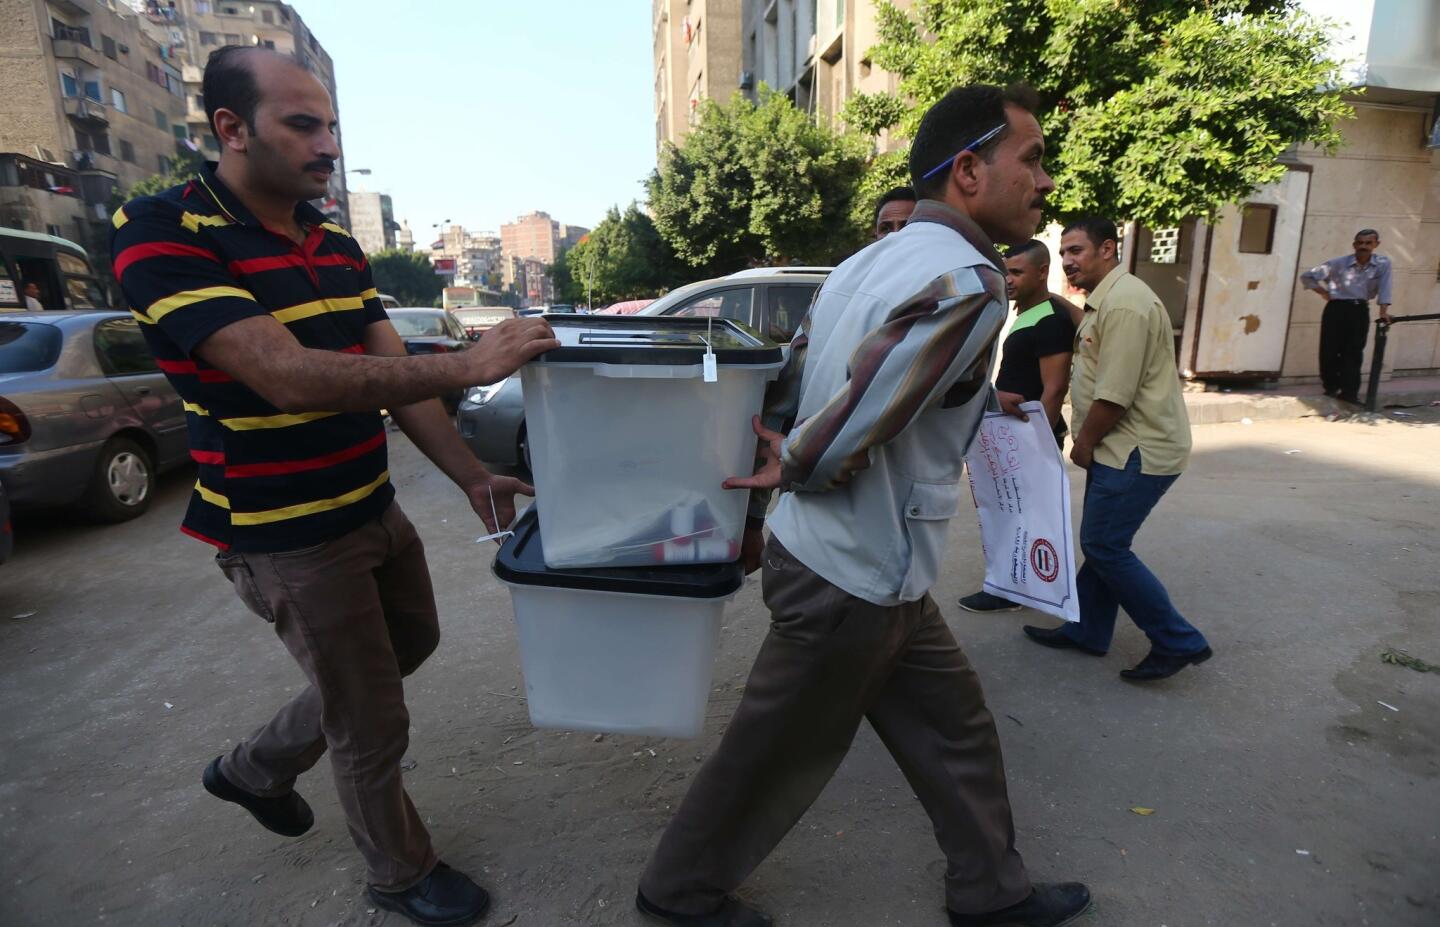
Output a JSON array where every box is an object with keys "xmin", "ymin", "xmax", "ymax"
[
  {"xmin": 389, "ymin": 313, "xmax": 448, "ymax": 337},
  {"xmin": 0, "ymin": 321, "xmax": 63, "ymax": 373}
]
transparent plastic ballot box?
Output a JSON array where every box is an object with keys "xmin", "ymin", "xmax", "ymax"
[
  {"xmin": 520, "ymin": 314, "xmax": 784, "ymax": 569},
  {"xmin": 492, "ymin": 507, "xmax": 743, "ymax": 739}
]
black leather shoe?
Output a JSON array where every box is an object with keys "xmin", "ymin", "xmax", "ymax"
[
  {"xmin": 959, "ymin": 591, "xmax": 1023, "ymax": 613},
  {"xmin": 949, "ymin": 882, "xmax": 1092, "ymax": 926},
  {"xmin": 636, "ymin": 889, "xmax": 773, "ymax": 926},
  {"xmin": 202, "ymin": 755, "xmax": 313, "ymax": 837},
  {"xmin": 368, "ymin": 862, "xmax": 491, "ymax": 926},
  {"xmin": 1022, "ymin": 625, "xmax": 1105, "ymax": 656},
  {"xmin": 1120, "ymin": 646, "xmax": 1213, "ymax": 681}
]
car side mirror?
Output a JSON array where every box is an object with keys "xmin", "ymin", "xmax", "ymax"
[{"xmin": 469, "ymin": 331, "xmax": 481, "ymax": 342}]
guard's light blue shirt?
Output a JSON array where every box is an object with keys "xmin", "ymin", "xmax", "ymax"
[{"xmin": 1300, "ymin": 253, "xmax": 1393, "ymax": 304}]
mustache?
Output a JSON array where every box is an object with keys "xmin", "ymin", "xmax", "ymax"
[{"xmin": 304, "ymin": 159, "xmax": 336, "ymax": 173}]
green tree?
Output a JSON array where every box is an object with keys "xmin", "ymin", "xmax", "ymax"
[
  {"xmin": 565, "ymin": 204, "xmax": 689, "ymax": 305},
  {"xmin": 548, "ymin": 245, "xmax": 585, "ymax": 304},
  {"xmin": 648, "ymin": 89, "xmax": 871, "ymax": 275},
  {"xmin": 370, "ymin": 249, "xmax": 444, "ymax": 307},
  {"xmin": 123, "ymin": 148, "xmax": 206, "ymax": 201},
  {"xmin": 844, "ymin": 0, "xmax": 1351, "ymax": 226}
]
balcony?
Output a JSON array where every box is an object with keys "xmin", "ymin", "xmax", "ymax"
[
  {"xmin": 63, "ymin": 97, "xmax": 108, "ymax": 127},
  {"xmin": 51, "ymin": 36, "xmax": 101, "ymax": 67}
]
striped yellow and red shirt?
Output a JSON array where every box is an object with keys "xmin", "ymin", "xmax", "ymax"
[{"xmin": 110, "ymin": 163, "xmax": 393, "ymax": 552}]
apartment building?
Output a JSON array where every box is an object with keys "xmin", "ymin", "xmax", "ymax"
[
  {"xmin": 0, "ymin": 0, "xmax": 190, "ymax": 271},
  {"xmin": 349, "ymin": 189, "xmax": 394, "ymax": 255},
  {"xmin": 161, "ymin": 0, "xmax": 349, "ymax": 226},
  {"xmin": 652, "ymin": 0, "xmax": 743, "ymax": 151}
]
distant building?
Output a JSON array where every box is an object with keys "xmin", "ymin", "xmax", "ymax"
[
  {"xmin": 349, "ymin": 190, "xmax": 395, "ymax": 255},
  {"xmin": 653, "ymin": 0, "xmax": 743, "ymax": 151},
  {"xmin": 165, "ymin": 0, "xmax": 350, "ymax": 227},
  {"xmin": 0, "ymin": 0, "xmax": 190, "ymax": 285},
  {"xmin": 395, "ymin": 219, "xmax": 414, "ymax": 252}
]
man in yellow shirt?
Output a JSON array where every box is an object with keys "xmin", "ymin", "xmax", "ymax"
[{"xmin": 1023, "ymin": 217, "xmax": 1212, "ymax": 682}]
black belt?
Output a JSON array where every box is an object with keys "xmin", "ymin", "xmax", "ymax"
[{"xmin": 1329, "ymin": 298, "xmax": 1368, "ymax": 305}]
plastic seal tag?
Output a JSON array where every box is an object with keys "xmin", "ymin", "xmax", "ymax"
[{"xmin": 701, "ymin": 315, "xmax": 718, "ymax": 382}]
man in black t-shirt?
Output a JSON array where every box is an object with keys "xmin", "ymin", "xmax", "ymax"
[{"xmin": 961, "ymin": 239, "xmax": 1077, "ymax": 614}]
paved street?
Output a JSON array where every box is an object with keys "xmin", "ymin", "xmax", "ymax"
[{"xmin": 2, "ymin": 411, "xmax": 1437, "ymax": 927}]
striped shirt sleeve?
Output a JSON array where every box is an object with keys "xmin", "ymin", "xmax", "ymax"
[
  {"xmin": 111, "ymin": 201, "xmax": 267, "ymax": 354},
  {"xmin": 350, "ymin": 241, "xmax": 389, "ymax": 325},
  {"xmin": 779, "ymin": 267, "xmax": 1006, "ymax": 493}
]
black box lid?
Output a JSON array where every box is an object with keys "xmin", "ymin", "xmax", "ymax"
[
  {"xmin": 531, "ymin": 313, "xmax": 783, "ymax": 367},
  {"xmin": 493, "ymin": 507, "xmax": 744, "ymax": 599}
]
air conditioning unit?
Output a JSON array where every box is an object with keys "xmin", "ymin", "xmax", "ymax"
[{"xmin": 739, "ymin": 70, "xmax": 754, "ymax": 90}]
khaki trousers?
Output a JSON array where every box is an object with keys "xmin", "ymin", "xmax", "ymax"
[
  {"xmin": 641, "ymin": 536, "xmax": 1032, "ymax": 915},
  {"xmin": 215, "ymin": 501, "xmax": 439, "ymax": 892}
]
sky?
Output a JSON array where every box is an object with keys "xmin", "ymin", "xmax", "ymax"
[{"xmin": 294, "ymin": 1, "xmax": 657, "ymax": 244}]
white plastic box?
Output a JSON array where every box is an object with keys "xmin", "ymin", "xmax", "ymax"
[
  {"xmin": 521, "ymin": 315, "xmax": 785, "ymax": 570},
  {"xmin": 494, "ymin": 508, "xmax": 743, "ymax": 738}
]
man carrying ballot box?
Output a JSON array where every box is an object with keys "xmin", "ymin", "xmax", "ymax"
[
  {"xmin": 635, "ymin": 84, "xmax": 1090, "ymax": 927},
  {"xmin": 1022, "ymin": 217, "xmax": 1212, "ymax": 682}
]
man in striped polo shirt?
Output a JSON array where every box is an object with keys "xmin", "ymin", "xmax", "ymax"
[{"xmin": 112, "ymin": 46, "xmax": 557, "ymax": 926}]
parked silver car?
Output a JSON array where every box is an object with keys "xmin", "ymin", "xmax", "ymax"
[
  {"xmin": 0, "ymin": 311, "xmax": 188, "ymax": 521},
  {"xmin": 457, "ymin": 268, "xmax": 828, "ymax": 475}
]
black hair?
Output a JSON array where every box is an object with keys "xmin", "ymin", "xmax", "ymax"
[
  {"xmin": 203, "ymin": 45, "xmax": 264, "ymax": 137},
  {"xmin": 1355, "ymin": 228, "xmax": 1379, "ymax": 240},
  {"xmin": 1062, "ymin": 216, "xmax": 1119, "ymax": 249},
  {"xmin": 909, "ymin": 83, "xmax": 1040, "ymax": 198},
  {"xmin": 1004, "ymin": 238, "xmax": 1049, "ymax": 265},
  {"xmin": 872, "ymin": 186, "xmax": 917, "ymax": 226}
]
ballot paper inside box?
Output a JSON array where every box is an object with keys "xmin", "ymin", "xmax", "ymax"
[
  {"xmin": 964, "ymin": 402, "xmax": 1079, "ymax": 622},
  {"xmin": 520, "ymin": 314, "xmax": 785, "ymax": 570},
  {"xmin": 493, "ymin": 507, "xmax": 742, "ymax": 738}
]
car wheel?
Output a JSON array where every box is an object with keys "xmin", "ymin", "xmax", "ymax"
[{"xmin": 84, "ymin": 436, "xmax": 155, "ymax": 523}]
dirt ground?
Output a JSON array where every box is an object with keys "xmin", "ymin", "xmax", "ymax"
[{"xmin": 1, "ymin": 409, "xmax": 1437, "ymax": 927}]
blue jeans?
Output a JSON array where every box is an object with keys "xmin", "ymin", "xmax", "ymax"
[{"xmin": 1064, "ymin": 449, "xmax": 1208, "ymax": 656}]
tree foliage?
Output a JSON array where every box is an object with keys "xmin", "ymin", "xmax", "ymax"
[
  {"xmin": 562, "ymin": 204, "xmax": 689, "ymax": 305},
  {"xmin": 844, "ymin": 0, "xmax": 1351, "ymax": 226},
  {"xmin": 124, "ymin": 148, "xmax": 206, "ymax": 200},
  {"xmin": 648, "ymin": 89, "xmax": 871, "ymax": 275},
  {"xmin": 369, "ymin": 249, "xmax": 443, "ymax": 307}
]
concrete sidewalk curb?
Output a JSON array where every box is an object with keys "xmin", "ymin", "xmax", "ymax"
[{"xmin": 1183, "ymin": 384, "xmax": 1440, "ymax": 425}]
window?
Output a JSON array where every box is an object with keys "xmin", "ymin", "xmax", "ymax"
[
  {"xmin": 224, "ymin": 33, "xmax": 242, "ymax": 45},
  {"xmin": 56, "ymin": 253, "xmax": 90, "ymax": 276},
  {"xmin": 76, "ymin": 129, "xmax": 111, "ymax": 156},
  {"xmin": 83, "ymin": 79, "xmax": 102, "ymax": 102},
  {"xmin": 61, "ymin": 70, "xmax": 79, "ymax": 98},
  {"xmin": 51, "ymin": 19, "xmax": 91, "ymax": 46},
  {"xmin": 262, "ymin": 39, "xmax": 275, "ymax": 49},
  {"xmin": 0, "ymin": 322, "xmax": 64, "ymax": 374},
  {"xmin": 119, "ymin": 139, "xmax": 135, "ymax": 163},
  {"xmin": 1237, "ymin": 203, "xmax": 1277, "ymax": 255},
  {"xmin": 94, "ymin": 318, "xmax": 158, "ymax": 375},
  {"xmin": 261, "ymin": 8, "xmax": 273, "ymax": 23},
  {"xmin": 199, "ymin": 31, "xmax": 217, "ymax": 46},
  {"xmin": 102, "ymin": 34, "xmax": 117, "ymax": 59},
  {"xmin": 668, "ymin": 287, "xmax": 756, "ymax": 327},
  {"xmin": 47, "ymin": 224, "xmax": 62, "ymax": 237},
  {"xmin": 223, "ymin": 5, "xmax": 239, "ymax": 13},
  {"xmin": 837, "ymin": 0, "xmax": 845, "ymax": 27},
  {"xmin": 202, "ymin": 134, "xmax": 219, "ymax": 151},
  {"xmin": 110, "ymin": 88, "xmax": 127, "ymax": 113},
  {"xmin": 154, "ymin": 108, "xmax": 168, "ymax": 130},
  {"xmin": 172, "ymin": 123, "xmax": 188, "ymax": 141},
  {"xmin": 194, "ymin": 93, "xmax": 205, "ymax": 110},
  {"xmin": 764, "ymin": 285, "xmax": 817, "ymax": 343},
  {"xmin": 195, "ymin": 0, "xmax": 211, "ymax": 12},
  {"xmin": 64, "ymin": 275, "xmax": 105, "ymax": 309}
]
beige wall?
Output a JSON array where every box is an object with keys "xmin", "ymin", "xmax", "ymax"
[
  {"xmin": 652, "ymin": 0, "xmax": 688, "ymax": 150},
  {"xmin": 0, "ymin": 0, "xmax": 69, "ymax": 160},
  {"xmin": 815, "ymin": 0, "xmax": 909, "ymax": 150},
  {"xmin": 1281, "ymin": 102, "xmax": 1440, "ymax": 379}
]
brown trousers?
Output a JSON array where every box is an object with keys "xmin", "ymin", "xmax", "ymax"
[
  {"xmin": 215, "ymin": 501, "xmax": 439, "ymax": 892},
  {"xmin": 641, "ymin": 537, "xmax": 1032, "ymax": 915}
]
